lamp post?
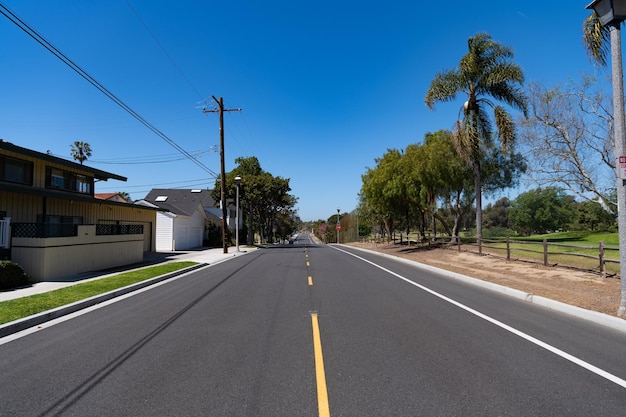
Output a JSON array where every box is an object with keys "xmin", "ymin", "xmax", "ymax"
[
  {"xmin": 337, "ymin": 207, "xmax": 340, "ymax": 244},
  {"xmin": 587, "ymin": 0, "xmax": 626, "ymax": 316},
  {"xmin": 235, "ymin": 176, "xmax": 241, "ymax": 252}
]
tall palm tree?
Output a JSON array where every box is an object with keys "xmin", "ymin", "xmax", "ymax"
[
  {"xmin": 70, "ymin": 141, "xmax": 92, "ymax": 165},
  {"xmin": 424, "ymin": 33, "xmax": 527, "ymax": 243}
]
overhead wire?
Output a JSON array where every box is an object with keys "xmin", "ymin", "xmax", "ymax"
[
  {"xmin": 124, "ymin": 0, "xmax": 206, "ymax": 102},
  {"xmin": 0, "ymin": 2, "xmax": 219, "ymax": 178},
  {"xmin": 97, "ymin": 177, "xmax": 213, "ymax": 191}
]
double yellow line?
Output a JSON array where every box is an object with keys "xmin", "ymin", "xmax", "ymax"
[{"xmin": 306, "ymin": 250, "xmax": 331, "ymax": 417}]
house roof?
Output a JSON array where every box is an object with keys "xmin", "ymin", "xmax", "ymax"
[
  {"xmin": 0, "ymin": 140, "xmax": 127, "ymax": 182},
  {"xmin": 144, "ymin": 189, "xmax": 218, "ymax": 216},
  {"xmin": 95, "ymin": 192, "xmax": 127, "ymax": 201}
]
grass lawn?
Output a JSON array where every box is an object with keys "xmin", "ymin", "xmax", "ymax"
[
  {"xmin": 0, "ymin": 261, "xmax": 197, "ymax": 326},
  {"xmin": 476, "ymin": 231, "xmax": 620, "ymax": 275}
]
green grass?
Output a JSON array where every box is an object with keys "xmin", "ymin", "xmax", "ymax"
[
  {"xmin": 476, "ymin": 231, "xmax": 620, "ymax": 275},
  {"xmin": 0, "ymin": 261, "xmax": 197, "ymax": 326}
]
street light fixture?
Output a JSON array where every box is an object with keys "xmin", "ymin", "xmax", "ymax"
[
  {"xmin": 588, "ymin": 0, "xmax": 626, "ymax": 25},
  {"xmin": 235, "ymin": 176, "xmax": 241, "ymax": 252},
  {"xmin": 587, "ymin": 0, "xmax": 626, "ymax": 316}
]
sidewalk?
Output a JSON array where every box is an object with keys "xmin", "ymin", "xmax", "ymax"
[{"xmin": 0, "ymin": 246, "xmax": 254, "ymax": 302}]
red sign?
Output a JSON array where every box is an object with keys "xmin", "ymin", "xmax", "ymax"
[
  {"xmin": 620, "ymin": 156, "xmax": 626, "ymax": 180},
  {"xmin": 336, "ymin": 225, "xmax": 341, "ymax": 230}
]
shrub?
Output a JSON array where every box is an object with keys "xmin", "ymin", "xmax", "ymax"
[{"xmin": 0, "ymin": 261, "xmax": 30, "ymax": 290}]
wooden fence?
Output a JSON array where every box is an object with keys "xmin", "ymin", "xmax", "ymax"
[{"xmin": 364, "ymin": 232, "xmax": 620, "ymax": 278}]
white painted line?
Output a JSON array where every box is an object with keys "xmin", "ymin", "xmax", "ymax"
[{"xmin": 333, "ymin": 246, "xmax": 626, "ymax": 390}]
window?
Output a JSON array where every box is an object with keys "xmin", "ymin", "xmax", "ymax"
[
  {"xmin": 0, "ymin": 155, "xmax": 33, "ymax": 185},
  {"xmin": 49, "ymin": 168, "xmax": 66, "ymax": 189},
  {"xmin": 155, "ymin": 195, "xmax": 168, "ymax": 202},
  {"xmin": 76, "ymin": 175, "xmax": 91, "ymax": 194},
  {"xmin": 45, "ymin": 167, "xmax": 94, "ymax": 195}
]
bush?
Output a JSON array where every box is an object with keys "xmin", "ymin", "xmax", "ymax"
[{"xmin": 0, "ymin": 261, "xmax": 30, "ymax": 290}]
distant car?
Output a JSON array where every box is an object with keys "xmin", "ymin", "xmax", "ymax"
[{"xmin": 289, "ymin": 239, "xmax": 294, "ymax": 244}]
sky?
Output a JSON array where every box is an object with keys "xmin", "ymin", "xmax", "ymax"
[{"xmin": 0, "ymin": 1, "xmax": 605, "ymax": 221}]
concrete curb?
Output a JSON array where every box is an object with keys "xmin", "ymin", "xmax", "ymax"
[
  {"xmin": 344, "ymin": 245, "xmax": 626, "ymax": 333},
  {"xmin": 0, "ymin": 263, "xmax": 209, "ymax": 338}
]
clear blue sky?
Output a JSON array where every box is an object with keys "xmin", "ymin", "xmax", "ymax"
[{"xmin": 0, "ymin": 1, "xmax": 602, "ymax": 221}]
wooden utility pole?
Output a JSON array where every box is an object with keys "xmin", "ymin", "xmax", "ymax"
[{"xmin": 203, "ymin": 96, "xmax": 241, "ymax": 253}]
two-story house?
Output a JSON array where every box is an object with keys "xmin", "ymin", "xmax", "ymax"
[{"xmin": 0, "ymin": 140, "xmax": 157, "ymax": 281}]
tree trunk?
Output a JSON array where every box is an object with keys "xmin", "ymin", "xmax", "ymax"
[{"xmin": 474, "ymin": 160, "xmax": 483, "ymax": 244}]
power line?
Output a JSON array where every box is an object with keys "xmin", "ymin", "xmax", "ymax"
[
  {"xmin": 124, "ymin": 0, "xmax": 206, "ymax": 102},
  {"xmin": 98, "ymin": 178, "xmax": 213, "ymax": 191},
  {"xmin": 0, "ymin": 2, "xmax": 219, "ymax": 178}
]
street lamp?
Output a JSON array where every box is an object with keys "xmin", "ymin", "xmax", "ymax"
[
  {"xmin": 337, "ymin": 207, "xmax": 340, "ymax": 244},
  {"xmin": 235, "ymin": 176, "xmax": 241, "ymax": 252},
  {"xmin": 587, "ymin": 0, "xmax": 626, "ymax": 316}
]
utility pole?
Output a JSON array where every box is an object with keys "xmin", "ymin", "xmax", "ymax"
[{"xmin": 203, "ymin": 96, "xmax": 241, "ymax": 254}]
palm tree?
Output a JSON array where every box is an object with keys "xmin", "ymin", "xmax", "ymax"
[
  {"xmin": 583, "ymin": 11, "xmax": 610, "ymax": 66},
  {"xmin": 70, "ymin": 141, "xmax": 92, "ymax": 165},
  {"xmin": 424, "ymin": 33, "xmax": 527, "ymax": 243}
]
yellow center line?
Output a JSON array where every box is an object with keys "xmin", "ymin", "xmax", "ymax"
[
  {"xmin": 311, "ymin": 313, "xmax": 330, "ymax": 417},
  {"xmin": 308, "ymin": 276, "xmax": 313, "ymax": 286}
]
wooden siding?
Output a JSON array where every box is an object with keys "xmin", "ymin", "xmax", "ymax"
[{"xmin": 1, "ymin": 148, "xmax": 97, "ymax": 189}]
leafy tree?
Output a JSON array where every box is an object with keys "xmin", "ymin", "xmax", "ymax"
[
  {"xmin": 483, "ymin": 197, "xmax": 510, "ymax": 229},
  {"xmin": 425, "ymin": 33, "xmax": 528, "ymax": 243},
  {"xmin": 416, "ymin": 130, "xmax": 474, "ymax": 237},
  {"xmin": 212, "ymin": 156, "xmax": 297, "ymax": 244},
  {"xmin": 360, "ymin": 149, "xmax": 407, "ymax": 240},
  {"xmin": 575, "ymin": 200, "xmax": 616, "ymax": 231},
  {"xmin": 509, "ymin": 188, "xmax": 575, "ymax": 236},
  {"xmin": 70, "ymin": 141, "xmax": 92, "ymax": 165}
]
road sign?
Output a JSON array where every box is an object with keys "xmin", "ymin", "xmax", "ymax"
[{"xmin": 336, "ymin": 225, "xmax": 341, "ymax": 230}]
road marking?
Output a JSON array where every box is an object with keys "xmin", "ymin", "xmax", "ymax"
[
  {"xmin": 333, "ymin": 246, "xmax": 626, "ymax": 390},
  {"xmin": 308, "ymin": 276, "xmax": 313, "ymax": 286},
  {"xmin": 307, "ymin": 261, "xmax": 310, "ymax": 267},
  {"xmin": 311, "ymin": 313, "xmax": 330, "ymax": 417}
]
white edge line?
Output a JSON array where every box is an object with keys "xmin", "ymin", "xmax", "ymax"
[{"xmin": 332, "ymin": 245, "xmax": 626, "ymax": 390}]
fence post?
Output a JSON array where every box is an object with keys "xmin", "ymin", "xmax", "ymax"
[
  {"xmin": 599, "ymin": 241, "xmax": 605, "ymax": 278},
  {"xmin": 457, "ymin": 235, "xmax": 461, "ymax": 252},
  {"xmin": 506, "ymin": 236, "xmax": 511, "ymax": 262},
  {"xmin": 543, "ymin": 238, "xmax": 548, "ymax": 266}
]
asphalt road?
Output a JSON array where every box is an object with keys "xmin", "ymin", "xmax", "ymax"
[{"xmin": 1, "ymin": 233, "xmax": 626, "ymax": 416}]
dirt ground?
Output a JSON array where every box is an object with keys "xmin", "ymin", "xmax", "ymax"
[{"xmin": 346, "ymin": 241, "xmax": 623, "ymax": 318}]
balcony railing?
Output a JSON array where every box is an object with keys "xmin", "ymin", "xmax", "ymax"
[
  {"xmin": 12, "ymin": 223, "xmax": 78, "ymax": 238},
  {"xmin": 96, "ymin": 224, "xmax": 143, "ymax": 236}
]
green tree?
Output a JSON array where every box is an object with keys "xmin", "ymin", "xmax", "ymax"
[
  {"xmin": 360, "ymin": 149, "xmax": 407, "ymax": 240},
  {"xmin": 212, "ymin": 156, "xmax": 297, "ymax": 244},
  {"xmin": 575, "ymin": 200, "xmax": 616, "ymax": 231},
  {"xmin": 70, "ymin": 141, "xmax": 92, "ymax": 165},
  {"xmin": 416, "ymin": 130, "xmax": 475, "ymax": 237},
  {"xmin": 483, "ymin": 197, "xmax": 511, "ymax": 233},
  {"xmin": 425, "ymin": 33, "xmax": 528, "ymax": 243},
  {"xmin": 509, "ymin": 188, "xmax": 575, "ymax": 236}
]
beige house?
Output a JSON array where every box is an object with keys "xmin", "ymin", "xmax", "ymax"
[{"xmin": 0, "ymin": 140, "xmax": 157, "ymax": 281}]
